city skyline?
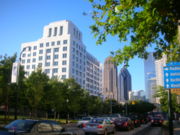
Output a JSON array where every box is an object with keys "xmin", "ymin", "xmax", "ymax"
[{"xmin": 0, "ymin": 0, "xmax": 145, "ymax": 91}]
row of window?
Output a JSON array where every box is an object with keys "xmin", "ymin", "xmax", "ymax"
[
  {"xmin": 72, "ymin": 69, "xmax": 85, "ymax": 77},
  {"xmin": 22, "ymin": 40, "xmax": 68, "ymax": 53},
  {"xmin": 22, "ymin": 53, "xmax": 67, "ymax": 64},
  {"xmin": 23, "ymin": 60, "xmax": 67, "ymax": 67},
  {"xmin": 22, "ymin": 47, "xmax": 67, "ymax": 58},
  {"xmin": 86, "ymin": 83, "xmax": 100, "ymax": 90},
  {"xmin": 48, "ymin": 26, "xmax": 63, "ymax": 37}
]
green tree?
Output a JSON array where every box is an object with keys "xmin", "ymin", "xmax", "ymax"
[
  {"xmin": 25, "ymin": 69, "xmax": 49, "ymax": 117},
  {"xmin": 0, "ymin": 54, "xmax": 17, "ymax": 119},
  {"xmin": 154, "ymin": 86, "xmax": 180, "ymax": 113},
  {"xmin": 88, "ymin": 0, "xmax": 180, "ymax": 63}
]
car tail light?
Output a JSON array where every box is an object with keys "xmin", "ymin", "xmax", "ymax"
[
  {"xmin": 82, "ymin": 123, "xmax": 86, "ymax": 127},
  {"xmin": 160, "ymin": 120, "xmax": 163, "ymax": 123},
  {"xmin": 97, "ymin": 125, "xmax": 103, "ymax": 128},
  {"xmin": 123, "ymin": 122, "xmax": 128, "ymax": 126}
]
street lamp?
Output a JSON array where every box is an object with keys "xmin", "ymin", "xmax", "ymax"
[{"xmin": 66, "ymin": 99, "xmax": 69, "ymax": 124}]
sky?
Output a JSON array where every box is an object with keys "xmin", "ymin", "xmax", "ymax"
[{"xmin": 0, "ymin": 0, "xmax": 145, "ymax": 90}]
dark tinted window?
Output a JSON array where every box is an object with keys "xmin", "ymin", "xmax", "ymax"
[{"xmin": 5, "ymin": 120, "xmax": 36, "ymax": 132}]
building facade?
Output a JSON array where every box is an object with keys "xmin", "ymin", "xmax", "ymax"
[
  {"xmin": 144, "ymin": 52, "xmax": 156, "ymax": 101},
  {"xmin": 118, "ymin": 66, "xmax": 132, "ymax": 102},
  {"xmin": 103, "ymin": 56, "xmax": 118, "ymax": 100},
  {"xmin": 129, "ymin": 90, "xmax": 146, "ymax": 101},
  {"xmin": 86, "ymin": 52, "xmax": 102, "ymax": 96},
  {"xmin": 20, "ymin": 20, "xmax": 102, "ymax": 96},
  {"xmin": 155, "ymin": 54, "xmax": 167, "ymax": 86}
]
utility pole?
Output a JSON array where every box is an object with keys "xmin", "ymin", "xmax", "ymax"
[{"xmin": 168, "ymin": 89, "xmax": 174, "ymax": 135}]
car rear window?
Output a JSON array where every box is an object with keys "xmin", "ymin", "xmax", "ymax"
[{"xmin": 90, "ymin": 119, "xmax": 104, "ymax": 124}]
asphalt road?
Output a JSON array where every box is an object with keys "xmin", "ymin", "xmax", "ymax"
[{"xmin": 115, "ymin": 126, "xmax": 161, "ymax": 135}]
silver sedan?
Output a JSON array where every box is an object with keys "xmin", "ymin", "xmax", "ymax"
[{"xmin": 82, "ymin": 117, "xmax": 115, "ymax": 135}]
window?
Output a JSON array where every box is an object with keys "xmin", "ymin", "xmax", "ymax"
[
  {"xmin": 54, "ymin": 48, "xmax": 59, "ymax": 52},
  {"xmin": 46, "ymin": 55, "xmax": 51, "ymax": 60},
  {"xmin": 63, "ymin": 46, "xmax": 67, "ymax": 51},
  {"xmin": 22, "ymin": 60, "xmax": 25, "ymax": 64},
  {"xmin": 62, "ymin": 60, "xmax": 67, "ymax": 65},
  {"xmin": 32, "ymin": 65, "xmax": 36, "ymax": 69},
  {"xmin": 45, "ymin": 62, "xmax": 50, "ymax": 66},
  {"xmin": 53, "ymin": 61, "xmax": 58, "ymax": 66},
  {"xmin": 38, "ymin": 123, "xmax": 52, "ymax": 132},
  {"xmin": 22, "ymin": 53, "xmax": 26, "ymax": 57},
  {"xmin": 61, "ymin": 75, "xmax": 66, "ymax": 79},
  {"xmin": 54, "ymin": 55, "xmax": 58, "ymax": 59},
  {"xmin": 54, "ymin": 27, "xmax": 57, "ymax": 36},
  {"xmin": 27, "ymin": 59, "xmax": 30, "ymax": 63},
  {"xmin": 26, "ymin": 72, "xmax": 29, "ymax": 76},
  {"xmin": 62, "ymin": 53, "xmax": 67, "ymax": 58},
  {"xmin": 44, "ymin": 69, "xmax": 50, "ymax": 74},
  {"xmin": 40, "ymin": 43, "xmax": 43, "ymax": 47},
  {"xmin": 63, "ymin": 40, "xmax": 67, "ymax": 44},
  {"xmin": 51, "ymin": 123, "xmax": 62, "ymax": 132},
  {"xmin": 48, "ymin": 28, "xmax": 52, "ymax": 37},
  {"xmin": 32, "ymin": 58, "xmax": 36, "ymax": 62},
  {"xmin": 53, "ymin": 68, "xmax": 58, "ymax": 73},
  {"xmin": 33, "ymin": 52, "xmax": 36, "ymax": 56},
  {"xmin": 59, "ymin": 26, "xmax": 63, "ymax": 35},
  {"xmin": 33, "ymin": 46, "xmax": 37, "ymax": 50},
  {"xmin": 62, "ymin": 68, "xmax": 66, "ymax": 72},
  {"xmin": 39, "ymin": 50, "xmax": 43, "ymax": 54},
  {"xmin": 39, "ymin": 56, "xmax": 43, "ymax": 60},
  {"xmin": 46, "ymin": 42, "xmax": 49, "ymax": 47},
  {"xmin": 51, "ymin": 41, "xmax": 55, "ymax": 46},
  {"xmin": 38, "ymin": 63, "xmax": 42, "ymax": 67},
  {"xmin": 26, "ymin": 65, "xmax": 30, "ymax": 69},
  {"xmin": 46, "ymin": 49, "xmax": 51, "ymax": 53},
  {"xmin": 28, "ymin": 54, "xmax": 31, "ymax": 57},
  {"xmin": 57, "ymin": 41, "xmax": 60, "ymax": 45},
  {"xmin": 73, "ymin": 28, "xmax": 75, "ymax": 35}
]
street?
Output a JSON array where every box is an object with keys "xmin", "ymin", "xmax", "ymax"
[{"xmin": 115, "ymin": 125, "xmax": 161, "ymax": 135}]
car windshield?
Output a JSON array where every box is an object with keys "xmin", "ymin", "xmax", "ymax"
[{"xmin": 5, "ymin": 120, "xmax": 36, "ymax": 132}]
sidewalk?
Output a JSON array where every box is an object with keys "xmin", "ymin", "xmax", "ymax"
[{"xmin": 174, "ymin": 120, "xmax": 180, "ymax": 135}]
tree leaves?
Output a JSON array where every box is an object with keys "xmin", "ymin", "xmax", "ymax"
[{"xmin": 88, "ymin": 0, "xmax": 180, "ymax": 64}]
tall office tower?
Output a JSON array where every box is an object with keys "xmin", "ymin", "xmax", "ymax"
[
  {"xmin": 155, "ymin": 54, "xmax": 167, "ymax": 86},
  {"xmin": 118, "ymin": 66, "xmax": 132, "ymax": 101},
  {"xmin": 86, "ymin": 52, "xmax": 102, "ymax": 96},
  {"xmin": 103, "ymin": 56, "xmax": 118, "ymax": 100},
  {"xmin": 144, "ymin": 52, "xmax": 156, "ymax": 101},
  {"xmin": 20, "ymin": 20, "xmax": 102, "ymax": 96}
]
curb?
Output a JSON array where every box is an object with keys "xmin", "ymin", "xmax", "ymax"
[{"xmin": 133, "ymin": 123, "xmax": 151, "ymax": 135}]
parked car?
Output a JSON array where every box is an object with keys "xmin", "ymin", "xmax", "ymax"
[
  {"xmin": 0, "ymin": 119, "xmax": 84, "ymax": 135},
  {"xmin": 150, "ymin": 116, "xmax": 164, "ymax": 126},
  {"xmin": 83, "ymin": 117, "xmax": 115, "ymax": 135},
  {"xmin": 77, "ymin": 117, "xmax": 93, "ymax": 128},
  {"xmin": 114, "ymin": 117, "xmax": 134, "ymax": 131}
]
